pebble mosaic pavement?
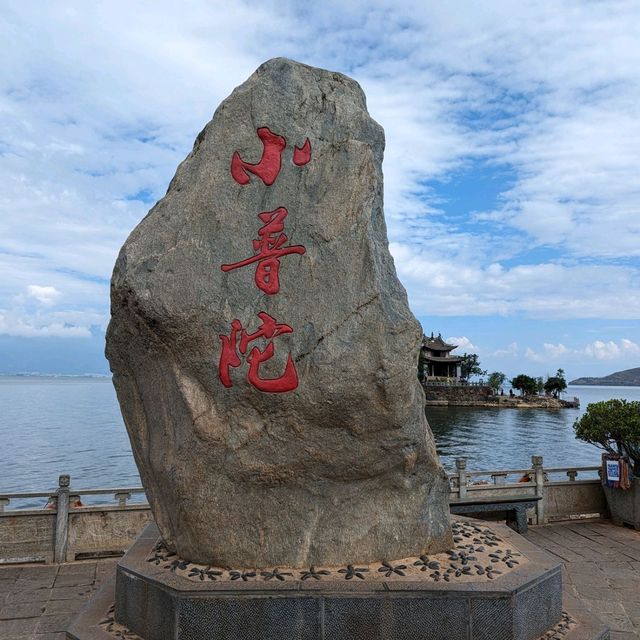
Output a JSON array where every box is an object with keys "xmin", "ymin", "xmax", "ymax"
[
  {"xmin": 146, "ymin": 520, "xmax": 526, "ymax": 584},
  {"xmin": 0, "ymin": 520, "xmax": 637, "ymax": 639}
]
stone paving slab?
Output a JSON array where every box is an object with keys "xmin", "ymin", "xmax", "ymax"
[
  {"xmin": 0, "ymin": 520, "xmax": 635, "ymax": 639},
  {"xmin": 525, "ymin": 520, "xmax": 640, "ymax": 639},
  {"xmin": 0, "ymin": 558, "xmax": 116, "ymax": 640}
]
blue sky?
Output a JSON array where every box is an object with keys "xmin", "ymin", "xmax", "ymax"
[{"xmin": 1, "ymin": 0, "xmax": 639, "ymax": 379}]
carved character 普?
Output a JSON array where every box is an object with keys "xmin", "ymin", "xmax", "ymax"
[{"xmin": 221, "ymin": 207, "xmax": 306, "ymax": 295}]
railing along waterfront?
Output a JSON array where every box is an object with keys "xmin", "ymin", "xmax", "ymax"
[
  {"xmin": 0, "ymin": 455, "xmax": 607, "ymax": 564},
  {"xmin": 0, "ymin": 475, "xmax": 151, "ymax": 564},
  {"xmin": 449, "ymin": 455, "xmax": 606, "ymax": 526},
  {"xmin": 423, "ymin": 379, "xmax": 489, "ymax": 387}
]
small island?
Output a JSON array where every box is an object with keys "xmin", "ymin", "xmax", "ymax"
[
  {"xmin": 419, "ymin": 333, "xmax": 579, "ymax": 408},
  {"xmin": 570, "ymin": 366, "xmax": 640, "ymax": 387}
]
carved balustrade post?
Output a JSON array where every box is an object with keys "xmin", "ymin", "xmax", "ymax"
[
  {"xmin": 456, "ymin": 458, "xmax": 468, "ymax": 499},
  {"xmin": 115, "ymin": 491, "xmax": 131, "ymax": 507},
  {"xmin": 531, "ymin": 456, "xmax": 545, "ymax": 525},
  {"xmin": 54, "ymin": 474, "xmax": 70, "ymax": 563}
]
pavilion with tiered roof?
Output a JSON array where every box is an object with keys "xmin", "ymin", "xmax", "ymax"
[{"xmin": 421, "ymin": 332, "xmax": 463, "ymax": 381}]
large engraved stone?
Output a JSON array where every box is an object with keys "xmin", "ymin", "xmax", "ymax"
[{"xmin": 106, "ymin": 58, "xmax": 451, "ymax": 567}]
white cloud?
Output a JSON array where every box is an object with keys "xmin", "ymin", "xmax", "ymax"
[
  {"xmin": 0, "ymin": 277, "xmax": 105, "ymax": 339},
  {"xmin": 26, "ymin": 285, "xmax": 61, "ymax": 306},
  {"xmin": 525, "ymin": 343, "xmax": 569, "ymax": 363},
  {"xmin": 583, "ymin": 339, "xmax": 640, "ymax": 361},
  {"xmin": 493, "ymin": 342, "xmax": 519, "ymax": 358},
  {"xmin": 392, "ymin": 242, "xmax": 640, "ymax": 319},
  {"xmin": 525, "ymin": 338, "xmax": 640, "ymax": 363},
  {"xmin": 446, "ymin": 336, "xmax": 478, "ymax": 353},
  {"xmin": 0, "ymin": 311, "xmax": 91, "ymax": 338},
  {"xmin": 484, "ymin": 103, "xmax": 640, "ymax": 259},
  {"xmin": 1, "ymin": 0, "xmax": 640, "ymax": 344}
]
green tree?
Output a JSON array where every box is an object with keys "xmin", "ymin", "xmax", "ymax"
[
  {"xmin": 536, "ymin": 377, "xmax": 545, "ymax": 395},
  {"xmin": 573, "ymin": 399, "xmax": 640, "ymax": 474},
  {"xmin": 544, "ymin": 368, "xmax": 567, "ymax": 398},
  {"xmin": 460, "ymin": 353, "xmax": 486, "ymax": 381},
  {"xmin": 510, "ymin": 374, "xmax": 538, "ymax": 396},
  {"xmin": 488, "ymin": 371, "xmax": 507, "ymax": 392}
]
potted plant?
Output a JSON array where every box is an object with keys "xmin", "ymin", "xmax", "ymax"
[{"xmin": 574, "ymin": 399, "xmax": 640, "ymax": 529}]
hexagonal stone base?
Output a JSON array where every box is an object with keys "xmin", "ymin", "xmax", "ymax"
[{"xmin": 67, "ymin": 520, "xmax": 609, "ymax": 640}]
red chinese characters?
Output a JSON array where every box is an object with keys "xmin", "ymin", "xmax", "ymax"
[
  {"xmin": 220, "ymin": 207, "xmax": 306, "ymax": 295},
  {"xmin": 231, "ymin": 129, "xmax": 311, "ymax": 184},
  {"xmin": 218, "ymin": 312, "xmax": 298, "ymax": 393},
  {"xmin": 293, "ymin": 138, "xmax": 311, "ymax": 166},
  {"xmin": 221, "ymin": 127, "xmax": 312, "ymax": 393},
  {"xmin": 231, "ymin": 127, "xmax": 286, "ymax": 186}
]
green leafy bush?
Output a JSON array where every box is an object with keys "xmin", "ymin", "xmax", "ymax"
[{"xmin": 573, "ymin": 399, "xmax": 640, "ymax": 474}]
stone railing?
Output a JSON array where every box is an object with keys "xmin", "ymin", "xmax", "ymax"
[
  {"xmin": 0, "ymin": 456, "xmax": 607, "ymax": 564},
  {"xmin": 423, "ymin": 379, "xmax": 488, "ymax": 387},
  {"xmin": 449, "ymin": 455, "xmax": 606, "ymax": 525},
  {"xmin": 0, "ymin": 475, "xmax": 151, "ymax": 564}
]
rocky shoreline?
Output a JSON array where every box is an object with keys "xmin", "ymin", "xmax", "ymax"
[
  {"xmin": 423, "ymin": 384, "xmax": 579, "ymax": 408},
  {"xmin": 424, "ymin": 397, "xmax": 579, "ymax": 408}
]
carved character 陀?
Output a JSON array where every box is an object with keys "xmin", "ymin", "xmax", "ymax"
[{"xmin": 218, "ymin": 312, "xmax": 299, "ymax": 392}]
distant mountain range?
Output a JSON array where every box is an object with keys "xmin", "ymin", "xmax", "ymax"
[{"xmin": 570, "ymin": 367, "xmax": 640, "ymax": 386}]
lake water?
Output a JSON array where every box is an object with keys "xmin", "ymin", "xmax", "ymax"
[
  {"xmin": 1, "ymin": 376, "xmax": 640, "ymax": 498},
  {"xmin": 428, "ymin": 385, "xmax": 640, "ymax": 472}
]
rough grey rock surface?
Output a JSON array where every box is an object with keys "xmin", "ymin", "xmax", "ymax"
[{"xmin": 106, "ymin": 57, "xmax": 452, "ymax": 567}]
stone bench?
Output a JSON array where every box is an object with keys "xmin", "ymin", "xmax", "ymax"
[{"xmin": 449, "ymin": 495, "xmax": 542, "ymax": 533}]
